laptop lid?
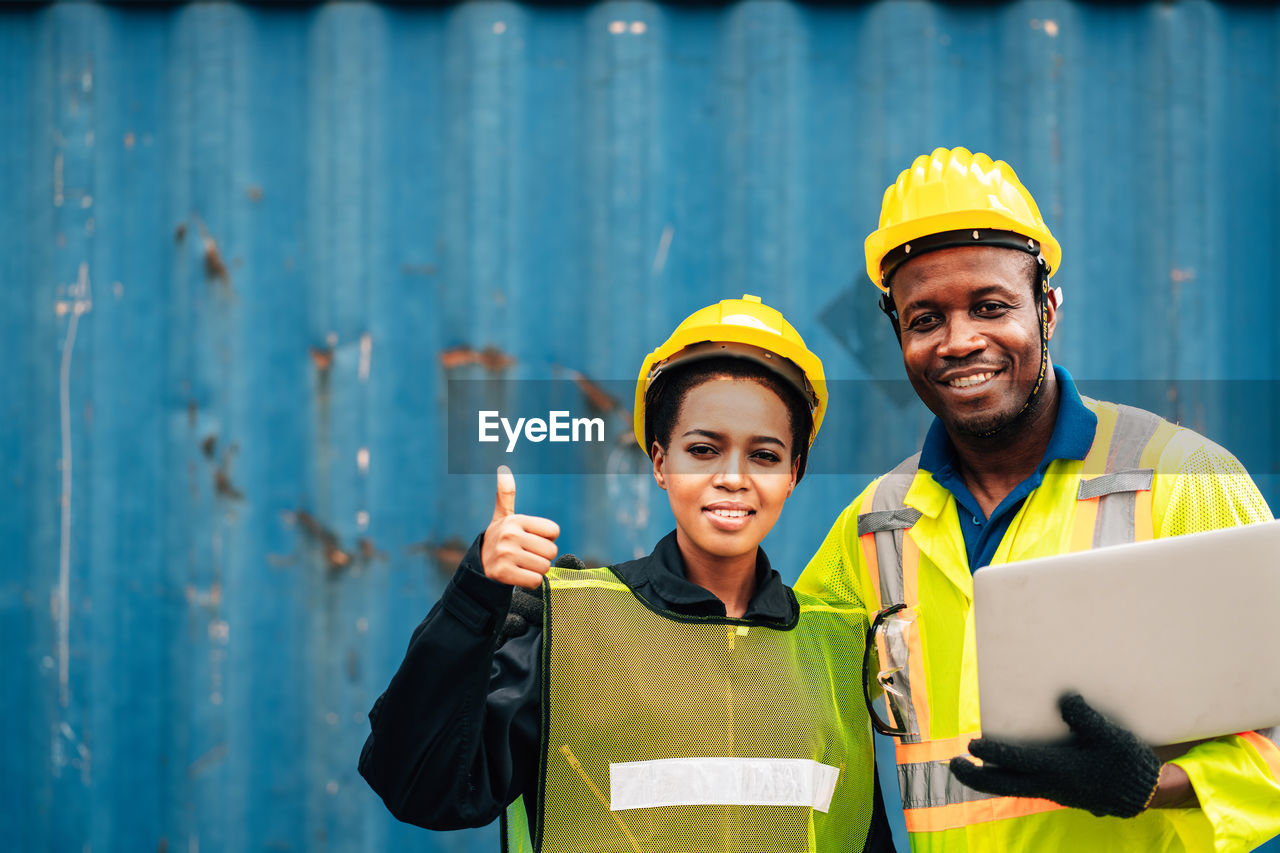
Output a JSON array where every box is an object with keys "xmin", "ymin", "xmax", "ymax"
[{"xmin": 973, "ymin": 519, "xmax": 1280, "ymax": 746}]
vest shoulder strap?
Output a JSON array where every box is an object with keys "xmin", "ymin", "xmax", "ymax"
[{"xmin": 857, "ymin": 453, "xmax": 920, "ymax": 609}]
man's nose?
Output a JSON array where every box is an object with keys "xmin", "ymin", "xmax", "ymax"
[{"xmin": 937, "ymin": 314, "xmax": 987, "ymax": 359}]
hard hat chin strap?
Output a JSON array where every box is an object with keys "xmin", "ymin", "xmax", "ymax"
[{"xmin": 972, "ymin": 265, "xmax": 1052, "ymax": 438}]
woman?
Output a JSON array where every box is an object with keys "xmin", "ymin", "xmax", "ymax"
[{"xmin": 359, "ymin": 295, "xmax": 891, "ymax": 851}]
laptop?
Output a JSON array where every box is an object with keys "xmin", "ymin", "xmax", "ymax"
[{"xmin": 973, "ymin": 519, "xmax": 1280, "ymax": 746}]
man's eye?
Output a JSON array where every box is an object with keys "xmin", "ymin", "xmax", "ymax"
[
  {"xmin": 976, "ymin": 302, "xmax": 1009, "ymax": 316},
  {"xmin": 906, "ymin": 314, "xmax": 940, "ymax": 331}
]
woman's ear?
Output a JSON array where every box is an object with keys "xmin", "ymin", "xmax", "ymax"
[
  {"xmin": 651, "ymin": 442, "xmax": 667, "ymax": 490},
  {"xmin": 787, "ymin": 454, "xmax": 800, "ymax": 497}
]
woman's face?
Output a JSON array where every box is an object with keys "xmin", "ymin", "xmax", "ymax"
[{"xmin": 651, "ymin": 378, "xmax": 799, "ymax": 566}]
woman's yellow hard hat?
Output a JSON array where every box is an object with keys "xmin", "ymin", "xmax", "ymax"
[
  {"xmin": 633, "ymin": 294, "xmax": 827, "ymax": 458},
  {"xmin": 865, "ymin": 147, "xmax": 1061, "ymax": 291}
]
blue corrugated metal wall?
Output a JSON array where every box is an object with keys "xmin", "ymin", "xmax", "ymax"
[{"xmin": 3, "ymin": 2, "xmax": 1278, "ymax": 851}]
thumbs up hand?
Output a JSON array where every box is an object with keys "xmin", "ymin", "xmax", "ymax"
[{"xmin": 481, "ymin": 466, "xmax": 561, "ymax": 589}]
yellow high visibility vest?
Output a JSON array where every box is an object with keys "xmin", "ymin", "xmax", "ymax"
[
  {"xmin": 506, "ymin": 564, "xmax": 876, "ymax": 852},
  {"xmin": 797, "ymin": 398, "xmax": 1280, "ymax": 852}
]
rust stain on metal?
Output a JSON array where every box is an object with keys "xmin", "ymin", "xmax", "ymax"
[
  {"xmin": 346, "ymin": 648, "xmax": 361, "ymax": 683},
  {"xmin": 407, "ymin": 537, "xmax": 469, "ymax": 577},
  {"xmin": 310, "ymin": 346, "xmax": 334, "ymax": 372},
  {"xmin": 187, "ymin": 743, "xmax": 227, "ymax": 778},
  {"xmin": 203, "ymin": 237, "xmax": 229, "ymax": 285},
  {"xmin": 213, "ymin": 444, "xmax": 244, "ymax": 501},
  {"xmin": 573, "ymin": 372, "xmax": 619, "ymax": 413},
  {"xmin": 400, "ymin": 262, "xmax": 437, "ymax": 276},
  {"xmin": 192, "ymin": 216, "xmax": 231, "ymax": 290},
  {"xmin": 187, "ymin": 399, "xmax": 198, "ymax": 428},
  {"xmin": 246, "ymin": 185, "xmax": 263, "ymax": 202},
  {"xmin": 201, "ymin": 434, "xmax": 217, "ymax": 459},
  {"xmin": 440, "ymin": 345, "xmax": 516, "ymax": 372},
  {"xmin": 295, "ymin": 510, "xmax": 353, "ymax": 574},
  {"xmin": 358, "ymin": 537, "xmax": 386, "ymax": 562},
  {"xmin": 174, "ymin": 223, "xmax": 187, "ymax": 244},
  {"xmin": 214, "ymin": 468, "xmax": 244, "ymax": 501}
]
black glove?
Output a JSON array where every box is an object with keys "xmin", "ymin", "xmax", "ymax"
[
  {"xmin": 498, "ymin": 553, "xmax": 586, "ymax": 640},
  {"xmin": 949, "ymin": 692, "xmax": 1161, "ymax": 818}
]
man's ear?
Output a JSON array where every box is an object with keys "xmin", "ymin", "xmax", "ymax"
[
  {"xmin": 1044, "ymin": 283, "xmax": 1061, "ymax": 342},
  {"xmin": 650, "ymin": 442, "xmax": 667, "ymax": 490}
]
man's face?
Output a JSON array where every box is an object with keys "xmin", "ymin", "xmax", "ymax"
[{"xmin": 889, "ymin": 246, "xmax": 1056, "ymax": 437}]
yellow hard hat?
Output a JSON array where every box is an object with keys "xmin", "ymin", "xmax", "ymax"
[
  {"xmin": 865, "ymin": 147, "xmax": 1061, "ymax": 291},
  {"xmin": 634, "ymin": 294, "xmax": 827, "ymax": 463}
]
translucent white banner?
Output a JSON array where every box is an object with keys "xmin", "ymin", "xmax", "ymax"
[{"xmin": 609, "ymin": 757, "xmax": 840, "ymax": 813}]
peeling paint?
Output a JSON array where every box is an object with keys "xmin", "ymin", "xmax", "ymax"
[
  {"xmin": 358, "ymin": 332, "xmax": 372, "ymax": 381},
  {"xmin": 568, "ymin": 370, "xmax": 620, "ymax": 413},
  {"xmin": 294, "ymin": 510, "xmax": 353, "ymax": 574},
  {"xmin": 439, "ymin": 345, "xmax": 516, "ymax": 372},
  {"xmin": 357, "ymin": 537, "xmax": 384, "ymax": 562},
  {"xmin": 186, "ymin": 743, "xmax": 227, "ymax": 778},
  {"xmin": 193, "ymin": 217, "xmax": 231, "ymax": 290},
  {"xmin": 57, "ymin": 262, "xmax": 91, "ymax": 709},
  {"xmin": 52, "ymin": 721, "xmax": 92, "ymax": 784},
  {"xmin": 652, "ymin": 224, "xmax": 673, "ymax": 274},
  {"xmin": 309, "ymin": 346, "xmax": 334, "ymax": 372},
  {"xmin": 407, "ymin": 537, "xmax": 468, "ymax": 576}
]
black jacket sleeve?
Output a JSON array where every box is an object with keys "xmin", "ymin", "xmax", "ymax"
[{"xmin": 358, "ymin": 534, "xmax": 543, "ymax": 829}]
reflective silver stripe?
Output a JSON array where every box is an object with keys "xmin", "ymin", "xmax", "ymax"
[
  {"xmin": 857, "ymin": 507, "xmax": 923, "ymax": 536},
  {"xmin": 862, "ymin": 454, "xmax": 923, "ymax": 741},
  {"xmin": 1105, "ymin": 404, "xmax": 1162, "ymax": 471},
  {"xmin": 1092, "ymin": 489, "xmax": 1137, "ymax": 548},
  {"xmin": 1076, "ymin": 469, "xmax": 1155, "ymax": 500},
  {"xmin": 1255, "ymin": 726, "xmax": 1279, "ymax": 743},
  {"xmin": 898, "ymin": 758, "xmax": 998, "ymax": 809},
  {"xmin": 609, "ymin": 757, "xmax": 841, "ymax": 813},
  {"xmin": 1090, "ymin": 404, "xmax": 1163, "ymax": 547}
]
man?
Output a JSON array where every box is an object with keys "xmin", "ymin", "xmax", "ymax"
[{"xmin": 796, "ymin": 147, "xmax": 1280, "ymax": 851}]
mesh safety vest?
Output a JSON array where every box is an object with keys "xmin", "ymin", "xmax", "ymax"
[
  {"xmin": 504, "ymin": 564, "xmax": 875, "ymax": 852},
  {"xmin": 798, "ymin": 397, "xmax": 1280, "ymax": 852}
]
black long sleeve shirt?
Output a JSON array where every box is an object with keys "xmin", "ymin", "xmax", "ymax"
[{"xmin": 358, "ymin": 530, "xmax": 895, "ymax": 851}]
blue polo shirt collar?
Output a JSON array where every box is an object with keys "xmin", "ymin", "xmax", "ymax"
[{"xmin": 917, "ymin": 365, "xmax": 1097, "ymax": 571}]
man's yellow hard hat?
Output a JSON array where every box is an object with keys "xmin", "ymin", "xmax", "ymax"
[
  {"xmin": 633, "ymin": 294, "xmax": 827, "ymax": 461},
  {"xmin": 865, "ymin": 147, "xmax": 1061, "ymax": 291}
]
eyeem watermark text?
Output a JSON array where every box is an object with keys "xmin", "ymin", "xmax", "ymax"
[{"xmin": 478, "ymin": 410, "xmax": 605, "ymax": 452}]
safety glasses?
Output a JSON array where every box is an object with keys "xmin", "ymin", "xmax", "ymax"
[{"xmin": 863, "ymin": 602, "xmax": 916, "ymax": 738}]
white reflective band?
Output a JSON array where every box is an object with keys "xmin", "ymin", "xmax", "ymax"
[{"xmin": 609, "ymin": 757, "xmax": 840, "ymax": 813}]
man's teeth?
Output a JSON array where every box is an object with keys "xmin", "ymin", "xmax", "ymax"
[
  {"xmin": 949, "ymin": 372, "xmax": 994, "ymax": 388},
  {"xmin": 710, "ymin": 508, "xmax": 750, "ymax": 518}
]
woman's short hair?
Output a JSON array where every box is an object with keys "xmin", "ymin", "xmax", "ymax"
[{"xmin": 644, "ymin": 355, "xmax": 813, "ymax": 467}]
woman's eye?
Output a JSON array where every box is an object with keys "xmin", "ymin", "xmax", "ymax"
[
  {"xmin": 687, "ymin": 444, "xmax": 717, "ymax": 457},
  {"xmin": 751, "ymin": 450, "xmax": 782, "ymax": 464}
]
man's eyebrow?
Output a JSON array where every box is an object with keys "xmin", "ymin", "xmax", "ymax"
[
  {"xmin": 680, "ymin": 428, "xmax": 786, "ymax": 448},
  {"xmin": 900, "ymin": 283, "xmax": 1020, "ymax": 310}
]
